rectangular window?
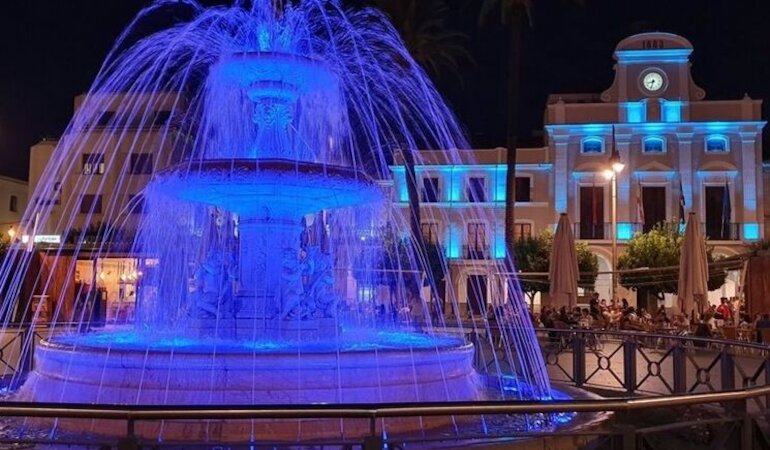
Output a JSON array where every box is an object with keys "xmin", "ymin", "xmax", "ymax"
[
  {"xmin": 154, "ymin": 110, "xmax": 172, "ymax": 125},
  {"xmin": 704, "ymin": 186, "xmax": 733, "ymax": 239},
  {"xmin": 643, "ymin": 138, "xmax": 665, "ymax": 153},
  {"xmin": 80, "ymin": 194, "xmax": 102, "ymax": 214},
  {"xmin": 95, "ymin": 111, "xmax": 115, "ymax": 127},
  {"xmin": 9, "ymin": 195, "xmax": 17, "ymax": 213},
  {"xmin": 82, "ymin": 154, "xmax": 105, "ymax": 175},
  {"xmin": 421, "ymin": 222, "xmax": 439, "ymax": 244},
  {"xmin": 129, "ymin": 153, "xmax": 154, "ymax": 175},
  {"xmin": 514, "ymin": 223, "xmax": 532, "ymax": 241},
  {"xmin": 54, "ymin": 182, "xmax": 62, "ymax": 205},
  {"xmin": 421, "ymin": 177, "xmax": 439, "ymax": 203},
  {"xmin": 515, "ymin": 177, "xmax": 531, "ymax": 202},
  {"xmin": 581, "ymin": 138, "xmax": 604, "ymax": 154},
  {"xmin": 466, "ymin": 222, "xmax": 487, "ymax": 259},
  {"xmin": 641, "ymin": 186, "xmax": 666, "ymax": 233},
  {"xmin": 706, "ymin": 137, "xmax": 728, "ymax": 153},
  {"xmin": 129, "ymin": 194, "xmax": 145, "ymax": 214},
  {"xmin": 579, "ymin": 186, "xmax": 604, "ymax": 239},
  {"xmin": 467, "ymin": 177, "xmax": 486, "ymax": 202}
]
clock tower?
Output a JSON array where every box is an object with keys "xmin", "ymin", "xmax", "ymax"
[{"xmin": 601, "ymin": 32, "xmax": 705, "ymax": 121}]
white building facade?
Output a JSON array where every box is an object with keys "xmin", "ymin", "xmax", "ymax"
[{"xmin": 390, "ymin": 32, "xmax": 766, "ymax": 311}]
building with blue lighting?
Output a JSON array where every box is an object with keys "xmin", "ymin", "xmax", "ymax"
[{"xmin": 391, "ymin": 32, "xmax": 766, "ymax": 311}]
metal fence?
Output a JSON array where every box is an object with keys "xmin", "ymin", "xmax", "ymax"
[{"xmin": 0, "ymin": 325, "xmax": 768, "ymax": 449}]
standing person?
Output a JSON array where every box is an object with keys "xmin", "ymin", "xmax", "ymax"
[
  {"xmin": 756, "ymin": 314, "xmax": 770, "ymax": 343},
  {"xmin": 716, "ymin": 297, "xmax": 733, "ymax": 324},
  {"xmin": 589, "ymin": 292, "xmax": 600, "ymax": 319}
]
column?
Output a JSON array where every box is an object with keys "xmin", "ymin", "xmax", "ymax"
[
  {"xmin": 615, "ymin": 132, "xmax": 632, "ymax": 224},
  {"xmin": 740, "ymin": 132, "xmax": 759, "ymax": 224},
  {"xmin": 552, "ymin": 135, "xmax": 569, "ymax": 215},
  {"xmin": 677, "ymin": 132, "xmax": 694, "ymax": 218},
  {"xmin": 238, "ymin": 218, "xmax": 302, "ymax": 318}
]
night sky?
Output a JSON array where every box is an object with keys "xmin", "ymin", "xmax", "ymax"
[{"xmin": 1, "ymin": 0, "xmax": 769, "ymax": 180}]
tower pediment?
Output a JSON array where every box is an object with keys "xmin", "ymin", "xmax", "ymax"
[{"xmin": 601, "ymin": 32, "xmax": 705, "ymax": 103}]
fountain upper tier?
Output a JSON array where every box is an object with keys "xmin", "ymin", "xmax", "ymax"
[
  {"xmin": 150, "ymin": 158, "xmax": 382, "ymax": 218},
  {"xmin": 213, "ymin": 52, "xmax": 339, "ymax": 99}
]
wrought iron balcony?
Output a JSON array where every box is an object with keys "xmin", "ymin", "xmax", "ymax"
[
  {"xmin": 462, "ymin": 245, "xmax": 489, "ymax": 260},
  {"xmin": 702, "ymin": 222, "xmax": 740, "ymax": 241},
  {"xmin": 573, "ymin": 222, "xmax": 609, "ymax": 240}
]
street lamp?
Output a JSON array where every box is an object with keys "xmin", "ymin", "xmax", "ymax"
[
  {"xmin": 7, "ymin": 227, "xmax": 15, "ymax": 240},
  {"xmin": 604, "ymin": 148, "xmax": 624, "ymax": 302}
]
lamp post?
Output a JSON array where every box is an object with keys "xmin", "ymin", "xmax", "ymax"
[{"xmin": 603, "ymin": 148, "xmax": 624, "ymax": 302}]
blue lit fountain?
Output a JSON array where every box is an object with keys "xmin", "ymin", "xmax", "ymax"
[{"xmin": 3, "ymin": 0, "xmax": 555, "ymax": 443}]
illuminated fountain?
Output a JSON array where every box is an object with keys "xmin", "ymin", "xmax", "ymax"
[{"xmin": 3, "ymin": 0, "xmax": 556, "ymax": 443}]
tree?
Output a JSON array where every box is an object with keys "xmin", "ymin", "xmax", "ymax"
[
  {"xmin": 373, "ymin": 0, "xmax": 472, "ymax": 80},
  {"xmin": 617, "ymin": 223, "xmax": 727, "ymax": 310},
  {"xmin": 0, "ymin": 237, "xmax": 8, "ymax": 270},
  {"xmin": 479, "ymin": 0, "xmax": 583, "ymax": 267},
  {"xmin": 374, "ymin": 0, "xmax": 472, "ymax": 300},
  {"xmin": 423, "ymin": 241, "xmax": 448, "ymax": 311},
  {"xmin": 513, "ymin": 231, "xmax": 598, "ymax": 310}
]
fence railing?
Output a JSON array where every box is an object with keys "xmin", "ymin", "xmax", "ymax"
[{"xmin": 0, "ymin": 324, "xmax": 769, "ymax": 449}]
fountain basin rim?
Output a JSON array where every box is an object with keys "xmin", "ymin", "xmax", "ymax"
[
  {"xmin": 38, "ymin": 334, "xmax": 473, "ymax": 356},
  {"xmin": 153, "ymin": 158, "xmax": 377, "ymax": 181},
  {"xmin": 147, "ymin": 158, "xmax": 384, "ymax": 215}
]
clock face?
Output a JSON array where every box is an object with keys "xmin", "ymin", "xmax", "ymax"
[{"xmin": 642, "ymin": 71, "xmax": 665, "ymax": 92}]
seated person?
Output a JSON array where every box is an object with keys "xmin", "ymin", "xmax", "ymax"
[{"xmin": 578, "ymin": 308, "xmax": 593, "ymax": 329}]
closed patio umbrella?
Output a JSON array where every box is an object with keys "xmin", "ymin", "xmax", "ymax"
[
  {"xmin": 549, "ymin": 213, "xmax": 580, "ymax": 309},
  {"xmin": 678, "ymin": 212, "xmax": 709, "ymax": 315}
]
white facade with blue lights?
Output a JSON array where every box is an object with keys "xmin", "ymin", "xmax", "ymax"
[{"xmin": 391, "ymin": 32, "xmax": 766, "ymax": 311}]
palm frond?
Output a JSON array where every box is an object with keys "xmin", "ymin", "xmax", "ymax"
[{"xmin": 373, "ymin": 0, "xmax": 473, "ymax": 80}]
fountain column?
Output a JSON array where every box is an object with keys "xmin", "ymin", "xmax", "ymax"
[{"xmin": 237, "ymin": 217, "xmax": 302, "ymax": 319}]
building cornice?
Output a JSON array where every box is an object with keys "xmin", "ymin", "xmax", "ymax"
[{"xmin": 545, "ymin": 121, "xmax": 766, "ymax": 135}]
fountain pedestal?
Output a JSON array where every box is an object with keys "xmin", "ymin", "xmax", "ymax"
[{"xmin": 236, "ymin": 218, "xmax": 302, "ymax": 319}]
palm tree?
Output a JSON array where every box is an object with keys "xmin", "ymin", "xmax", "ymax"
[
  {"xmin": 479, "ymin": 0, "xmax": 583, "ymax": 269},
  {"xmin": 374, "ymin": 0, "xmax": 471, "ymax": 299},
  {"xmin": 374, "ymin": 0, "xmax": 472, "ymax": 80},
  {"xmin": 375, "ymin": 0, "xmax": 471, "ymax": 242}
]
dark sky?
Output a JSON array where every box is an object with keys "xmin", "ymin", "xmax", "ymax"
[{"xmin": 1, "ymin": 0, "xmax": 769, "ymax": 180}]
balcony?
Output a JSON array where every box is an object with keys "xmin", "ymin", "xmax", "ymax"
[
  {"xmin": 573, "ymin": 221, "xmax": 743, "ymax": 241},
  {"xmin": 574, "ymin": 222, "xmax": 609, "ymax": 240},
  {"xmin": 703, "ymin": 222, "xmax": 741, "ymax": 241},
  {"xmin": 574, "ymin": 222, "xmax": 645, "ymax": 240},
  {"xmin": 463, "ymin": 246, "xmax": 489, "ymax": 260}
]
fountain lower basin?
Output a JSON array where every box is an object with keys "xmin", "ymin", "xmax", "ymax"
[{"xmin": 18, "ymin": 329, "xmax": 481, "ymax": 440}]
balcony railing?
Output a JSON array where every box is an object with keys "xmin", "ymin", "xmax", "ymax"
[
  {"xmin": 574, "ymin": 221, "xmax": 743, "ymax": 241},
  {"xmin": 573, "ymin": 222, "xmax": 609, "ymax": 240},
  {"xmin": 702, "ymin": 222, "xmax": 740, "ymax": 240},
  {"xmin": 462, "ymin": 245, "xmax": 489, "ymax": 260}
]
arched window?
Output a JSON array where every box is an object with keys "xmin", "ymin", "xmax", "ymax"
[
  {"xmin": 705, "ymin": 135, "xmax": 729, "ymax": 153},
  {"xmin": 642, "ymin": 136, "xmax": 666, "ymax": 154},
  {"xmin": 581, "ymin": 137, "xmax": 604, "ymax": 154}
]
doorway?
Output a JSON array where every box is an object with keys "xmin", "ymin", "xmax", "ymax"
[{"xmin": 466, "ymin": 275, "xmax": 488, "ymax": 316}]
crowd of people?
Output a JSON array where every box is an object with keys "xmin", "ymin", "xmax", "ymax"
[{"xmin": 536, "ymin": 293, "xmax": 770, "ymax": 344}]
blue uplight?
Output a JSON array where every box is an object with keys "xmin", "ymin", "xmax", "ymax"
[
  {"xmin": 449, "ymin": 167, "xmax": 462, "ymax": 202},
  {"xmin": 625, "ymin": 102, "xmax": 645, "ymax": 123},
  {"xmin": 744, "ymin": 223, "xmax": 760, "ymax": 241},
  {"xmin": 391, "ymin": 166, "xmax": 409, "ymax": 202},
  {"xmin": 494, "ymin": 227, "xmax": 506, "ymax": 259},
  {"xmin": 662, "ymin": 101, "xmax": 682, "ymax": 122},
  {"xmin": 616, "ymin": 49, "xmax": 691, "ymax": 64},
  {"xmin": 447, "ymin": 223, "xmax": 461, "ymax": 258},
  {"xmin": 617, "ymin": 223, "xmax": 634, "ymax": 240}
]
